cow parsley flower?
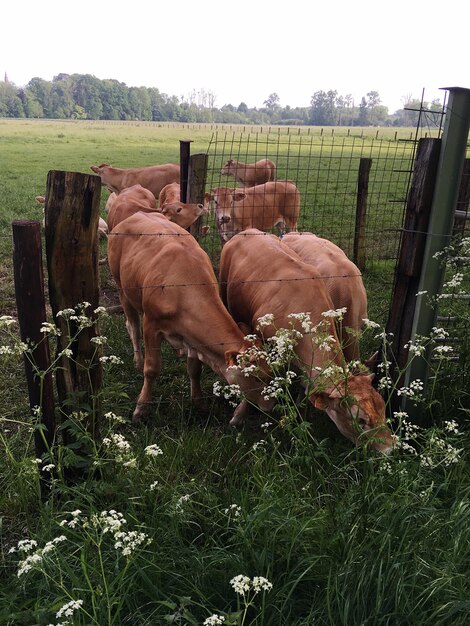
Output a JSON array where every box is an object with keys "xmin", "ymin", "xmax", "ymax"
[
  {"xmin": 321, "ymin": 307, "xmax": 347, "ymax": 319},
  {"xmin": 256, "ymin": 313, "xmax": 275, "ymax": 328},
  {"xmin": 362, "ymin": 318, "xmax": 381, "ymax": 329},
  {"xmin": 145, "ymin": 444, "xmax": 163, "ymax": 457},
  {"xmin": 252, "ymin": 576, "xmax": 273, "ymax": 593},
  {"xmin": 224, "ymin": 504, "xmax": 241, "ymax": 517},
  {"xmin": 204, "ymin": 615, "xmax": 226, "ymax": 625},
  {"xmin": 230, "ymin": 575, "xmax": 251, "ymax": 595},
  {"xmin": 56, "ymin": 599, "xmax": 84, "ymax": 619}
]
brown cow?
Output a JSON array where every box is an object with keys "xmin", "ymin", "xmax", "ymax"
[
  {"xmin": 106, "ymin": 184, "xmax": 206, "ymax": 231},
  {"xmin": 219, "ymin": 229, "xmax": 393, "ymax": 452},
  {"xmin": 221, "ymin": 158, "xmax": 276, "ymax": 187},
  {"xmin": 205, "ymin": 180, "xmax": 300, "ymax": 242},
  {"xmin": 107, "ymin": 213, "xmax": 275, "ymax": 422},
  {"xmin": 158, "ymin": 182, "xmax": 210, "ymax": 231},
  {"xmin": 90, "ymin": 162, "xmax": 180, "ymax": 198},
  {"xmin": 282, "ymin": 232, "xmax": 368, "ymax": 361}
]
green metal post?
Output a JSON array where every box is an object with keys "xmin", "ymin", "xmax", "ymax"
[{"xmin": 403, "ymin": 87, "xmax": 470, "ymax": 416}]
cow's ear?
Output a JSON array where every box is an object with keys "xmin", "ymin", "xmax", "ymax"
[
  {"xmin": 204, "ymin": 192, "xmax": 214, "ymax": 203},
  {"xmin": 233, "ymin": 192, "xmax": 246, "ymax": 202},
  {"xmin": 90, "ymin": 165, "xmax": 99, "ymax": 173},
  {"xmin": 225, "ymin": 349, "xmax": 239, "ymax": 367},
  {"xmin": 35, "ymin": 195, "xmax": 46, "ymax": 204},
  {"xmin": 312, "ymin": 393, "xmax": 329, "ymax": 410}
]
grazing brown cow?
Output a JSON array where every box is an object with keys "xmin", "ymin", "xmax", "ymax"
[
  {"xmin": 282, "ymin": 232, "xmax": 368, "ymax": 361},
  {"xmin": 107, "ymin": 213, "xmax": 275, "ymax": 422},
  {"xmin": 205, "ymin": 180, "xmax": 300, "ymax": 242},
  {"xmin": 106, "ymin": 184, "xmax": 206, "ymax": 231},
  {"xmin": 158, "ymin": 182, "xmax": 210, "ymax": 231},
  {"xmin": 90, "ymin": 162, "xmax": 180, "ymax": 198},
  {"xmin": 221, "ymin": 158, "xmax": 276, "ymax": 187},
  {"xmin": 219, "ymin": 229, "xmax": 393, "ymax": 452}
]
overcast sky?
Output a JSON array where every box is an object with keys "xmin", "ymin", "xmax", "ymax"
[{"xmin": 2, "ymin": 0, "xmax": 468, "ymax": 113}]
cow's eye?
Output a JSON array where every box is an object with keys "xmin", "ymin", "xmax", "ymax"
[{"xmin": 176, "ymin": 207, "xmax": 182, "ymax": 213}]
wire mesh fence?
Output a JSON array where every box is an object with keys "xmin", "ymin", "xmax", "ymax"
[{"xmin": 198, "ymin": 130, "xmax": 418, "ymax": 272}]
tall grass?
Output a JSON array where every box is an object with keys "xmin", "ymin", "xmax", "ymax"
[{"xmin": 1, "ymin": 120, "xmax": 468, "ymax": 626}]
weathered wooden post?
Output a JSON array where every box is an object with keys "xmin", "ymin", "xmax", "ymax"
[
  {"xmin": 188, "ymin": 153, "xmax": 209, "ymax": 240},
  {"xmin": 383, "ymin": 138, "xmax": 441, "ymax": 414},
  {"xmin": 12, "ymin": 220, "xmax": 56, "ymax": 495},
  {"xmin": 353, "ymin": 157, "xmax": 372, "ymax": 270},
  {"xmin": 180, "ymin": 139, "xmax": 192, "ymax": 202},
  {"xmin": 44, "ymin": 170, "xmax": 103, "ymax": 446}
]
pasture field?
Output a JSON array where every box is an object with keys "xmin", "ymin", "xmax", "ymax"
[{"xmin": 0, "ymin": 120, "xmax": 469, "ymax": 626}]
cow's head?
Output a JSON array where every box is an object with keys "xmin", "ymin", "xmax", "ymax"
[
  {"xmin": 312, "ymin": 373, "xmax": 394, "ymax": 453},
  {"xmin": 161, "ymin": 201, "xmax": 209, "ymax": 229},
  {"xmin": 205, "ymin": 188, "xmax": 247, "ymax": 239},
  {"xmin": 220, "ymin": 159, "xmax": 237, "ymax": 176}
]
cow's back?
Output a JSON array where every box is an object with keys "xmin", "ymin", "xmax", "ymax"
[
  {"xmin": 107, "ymin": 184, "xmax": 158, "ymax": 231},
  {"xmin": 233, "ymin": 180, "xmax": 300, "ymax": 230},
  {"xmin": 282, "ymin": 231, "xmax": 368, "ymax": 360},
  {"xmin": 220, "ymin": 229, "xmax": 330, "ymax": 328},
  {"xmin": 109, "ymin": 212, "xmax": 217, "ymax": 321}
]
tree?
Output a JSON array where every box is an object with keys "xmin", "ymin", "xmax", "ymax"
[
  {"xmin": 264, "ymin": 93, "xmax": 280, "ymax": 112},
  {"xmin": 309, "ymin": 90, "xmax": 338, "ymax": 125}
]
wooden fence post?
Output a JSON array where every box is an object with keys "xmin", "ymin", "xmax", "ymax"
[
  {"xmin": 12, "ymin": 220, "xmax": 56, "ymax": 495},
  {"xmin": 180, "ymin": 139, "xmax": 193, "ymax": 202},
  {"xmin": 188, "ymin": 153, "xmax": 209, "ymax": 240},
  {"xmin": 353, "ymin": 157, "xmax": 372, "ymax": 270},
  {"xmin": 44, "ymin": 171, "xmax": 102, "ymax": 446},
  {"xmin": 382, "ymin": 138, "xmax": 441, "ymax": 415}
]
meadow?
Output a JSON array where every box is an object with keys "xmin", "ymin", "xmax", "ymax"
[{"xmin": 0, "ymin": 120, "xmax": 468, "ymax": 626}]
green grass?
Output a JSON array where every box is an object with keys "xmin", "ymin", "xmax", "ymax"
[{"xmin": 1, "ymin": 120, "xmax": 468, "ymax": 626}]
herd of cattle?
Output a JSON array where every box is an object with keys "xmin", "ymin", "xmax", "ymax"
[{"xmin": 42, "ymin": 159, "xmax": 394, "ymax": 453}]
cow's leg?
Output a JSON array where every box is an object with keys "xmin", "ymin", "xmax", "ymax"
[
  {"xmin": 229, "ymin": 399, "xmax": 250, "ymax": 426},
  {"xmin": 187, "ymin": 356, "xmax": 204, "ymax": 402},
  {"xmin": 120, "ymin": 295, "xmax": 143, "ymax": 370},
  {"xmin": 277, "ymin": 220, "xmax": 286, "ymax": 237},
  {"xmin": 133, "ymin": 315, "xmax": 162, "ymax": 422}
]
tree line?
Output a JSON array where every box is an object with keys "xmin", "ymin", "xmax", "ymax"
[{"xmin": 0, "ymin": 73, "xmax": 444, "ymax": 127}]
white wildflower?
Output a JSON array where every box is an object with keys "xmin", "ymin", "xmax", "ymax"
[
  {"xmin": 113, "ymin": 530, "xmax": 150, "ymax": 556},
  {"xmin": 8, "ymin": 539, "xmax": 38, "ymax": 554},
  {"xmin": 204, "ymin": 614, "xmax": 226, "ymax": 625},
  {"xmin": 56, "ymin": 308, "xmax": 76, "ymax": 318},
  {"xmin": 90, "ymin": 335, "xmax": 108, "ymax": 345},
  {"xmin": 100, "ymin": 354, "xmax": 124, "ymax": 364},
  {"xmin": 40, "ymin": 322, "xmax": 61, "ymax": 336},
  {"xmin": 321, "ymin": 307, "xmax": 347, "ymax": 319},
  {"xmin": 362, "ymin": 318, "xmax": 381, "ymax": 329},
  {"xmin": 230, "ymin": 574, "xmax": 251, "ymax": 595},
  {"xmin": 0, "ymin": 315, "xmax": 17, "ymax": 328},
  {"xmin": 17, "ymin": 552, "xmax": 43, "ymax": 577},
  {"xmin": 145, "ymin": 444, "xmax": 163, "ymax": 457},
  {"xmin": 256, "ymin": 313, "xmax": 275, "ymax": 328},
  {"xmin": 56, "ymin": 599, "xmax": 84, "ymax": 619},
  {"xmin": 224, "ymin": 504, "xmax": 241, "ymax": 518},
  {"xmin": 444, "ymin": 420, "xmax": 459, "ymax": 434},
  {"xmin": 252, "ymin": 576, "xmax": 273, "ymax": 593}
]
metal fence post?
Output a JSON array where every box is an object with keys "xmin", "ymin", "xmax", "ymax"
[{"xmin": 403, "ymin": 87, "xmax": 470, "ymax": 417}]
